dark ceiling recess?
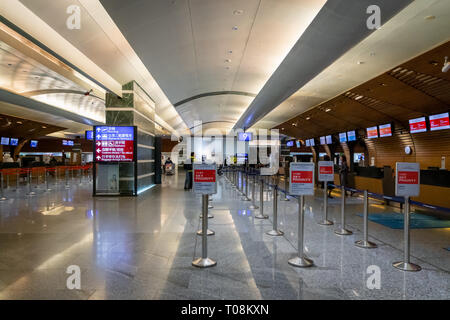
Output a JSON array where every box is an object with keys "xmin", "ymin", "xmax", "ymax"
[
  {"xmin": 0, "ymin": 113, "xmax": 65, "ymax": 139},
  {"xmin": 233, "ymin": 0, "xmax": 414, "ymax": 130},
  {"xmin": 275, "ymin": 41, "xmax": 450, "ymax": 139}
]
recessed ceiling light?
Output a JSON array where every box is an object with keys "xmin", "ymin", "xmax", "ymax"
[
  {"xmin": 325, "ymin": 108, "xmax": 331, "ymax": 112},
  {"xmin": 429, "ymin": 60, "xmax": 439, "ymax": 66},
  {"xmin": 233, "ymin": 10, "xmax": 244, "ymax": 15},
  {"xmin": 425, "ymin": 15, "xmax": 435, "ymax": 20},
  {"xmin": 380, "ymin": 83, "xmax": 387, "ymax": 86},
  {"xmin": 16, "ymin": 121, "xmax": 22, "ymax": 124},
  {"xmin": 306, "ymin": 117, "xmax": 311, "ymax": 120},
  {"xmin": 281, "ymin": 128, "xmax": 284, "ymax": 130},
  {"xmin": 355, "ymin": 95, "xmax": 363, "ymax": 100},
  {"xmin": 232, "ymin": 26, "xmax": 238, "ymax": 30},
  {"xmin": 225, "ymin": 59, "xmax": 231, "ymax": 63},
  {"xmin": 357, "ymin": 61, "xmax": 364, "ymax": 65}
]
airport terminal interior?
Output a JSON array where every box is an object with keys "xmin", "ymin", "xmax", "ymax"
[{"xmin": 0, "ymin": 0, "xmax": 449, "ymax": 301}]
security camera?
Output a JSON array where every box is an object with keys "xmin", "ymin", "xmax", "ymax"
[{"xmin": 442, "ymin": 56, "xmax": 449, "ymax": 73}]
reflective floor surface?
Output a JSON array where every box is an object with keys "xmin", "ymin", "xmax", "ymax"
[{"xmin": 0, "ymin": 171, "xmax": 448, "ymax": 299}]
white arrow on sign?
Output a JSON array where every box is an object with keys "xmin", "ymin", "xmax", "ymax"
[
  {"xmin": 97, "ymin": 128, "xmax": 101, "ymax": 132},
  {"xmin": 96, "ymin": 149, "xmax": 101, "ymax": 153},
  {"xmin": 96, "ymin": 142, "xmax": 101, "ymax": 146},
  {"xmin": 96, "ymin": 135, "xmax": 101, "ymax": 139},
  {"xmin": 96, "ymin": 156, "xmax": 101, "ymax": 160}
]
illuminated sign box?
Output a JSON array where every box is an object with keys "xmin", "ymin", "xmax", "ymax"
[
  {"xmin": 326, "ymin": 135, "xmax": 332, "ymax": 144},
  {"xmin": 296, "ymin": 141, "xmax": 301, "ymax": 148},
  {"xmin": 339, "ymin": 132, "xmax": 347, "ymax": 143},
  {"xmin": 409, "ymin": 117, "xmax": 427, "ymax": 133},
  {"xmin": 379, "ymin": 123, "xmax": 392, "ymax": 137},
  {"xmin": 286, "ymin": 141, "xmax": 294, "ymax": 147},
  {"xmin": 309, "ymin": 139, "xmax": 315, "ymax": 147},
  {"xmin": 1, "ymin": 137, "xmax": 9, "ymax": 145},
  {"xmin": 10, "ymin": 138, "xmax": 18, "ymax": 146},
  {"xmin": 367, "ymin": 126, "xmax": 378, "ymax": 139},
  {"xmin": 94, "ymin": 126, "xmax": 135, "ymax": 162},
  {"xmin": 320, "ymin": 136, "xmax": 326, "ymax": 145},
  {"xmin": 429, "ymin": 112, "xmax": 450, "ymax": 131},
  {"xmin": 347, "ymin": 130, "xmax": 356, "ymax": 141},
  {"xmin": 85, "ymin": 130, "xmax": 94, "ymax": 140},
  {"xmin": 30, "ymin": 140, "xmax": 38, "ymax": 148},
  {"xmin": 305, "ymin": 140, "xmax": 310, "ymax": 147},
  {"xmin": 238, "ymin": 132, "xmax": 252, "ymax": 141}
]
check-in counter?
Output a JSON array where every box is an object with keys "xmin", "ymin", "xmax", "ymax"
[{"xmin": 333, "ymin": 166, "xmax": 450, "ymax": 209}]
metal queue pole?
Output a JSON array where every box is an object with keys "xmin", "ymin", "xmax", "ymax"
[
  {"xmin": 318, "ymin": 182, "xmax": 333, "ymax": 225},
  {"xmin": 45, "ymin": 168, "xmax": 52, "ymax": 192},
  {"xmin": 241, "ymin": 169, "xmax": 250, "ymax": 201},
  {"xmin": 79, "ymin": 168, "xmax": 83, "ymax": 185},
  {"xmin": 393, "ymin": 196, "xmax": 421, "ymax": 271},
  {"xmin": 289, "ymin": 195, "xmax": 313, "ymax": 267},
  {"xmin": 6, "ymin": 171, "xmax": 9, "ymax": 190},
  {"xmin": 65, "ymin": 168, "xmax": 70, "ymax": 189},
  {"xmin": 266, "ymin": 175, "xmax": 284, "ymax": 236},
  {"xmin": 27, "ymin": 169, "xmax": 36, "ymax": 196},
  {"xmin": 197, "ymin": 193, "xmax": 215, "ymax": 235},
  {"xmin": 232, "ymin": 168, "xmax": 237, "ymax": 189},
  {"xmin": 249, "ymin": 172, "xmax": 259, "ymax": 210},
  {"xmin": 355, "ymin": 190, "xmax": 377, "ymax": 248},
  {"xmin": 255, "ymin": 176, "xmax": 268, "ymax": 219},
  {"xmin": 0, "ymin": 171, "xmax": 7, "ymax": 201},
  {"xmin": 334, "ymin": 186, "xmax": 352, "ymax": 235},
  {"xmin": 16, "ymin": 169, "xmax": 20, "ymax": 192},
  {"xmin": 281, "ymin": 176, "xmax": 289, "ymax": 201},
  {"xmin": 192, "ymin": 194, "xmax": 217, "ymax": 268}
]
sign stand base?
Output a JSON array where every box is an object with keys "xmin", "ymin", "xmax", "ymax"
[
  {"xmin": 197, "ymin": 229, "xmax": 215, "ymax": 236},
  {"xmin": 318, "ymin": 220, "xmax": 333, "ymax": 226},
  {"xmin": 288, "ymin": 256, "xmax": 313, "ymax": 268},
  {"xmin": 392, "ymin": 261, "xmax": 421, "ymax": 272},
  {"xmin": 334, "ymin": 228, "xmax": 352, "ymax": 236},
  {"xmin": 266, "ymin": 229, "xmax": 284, "ymax": 236},
  {"xmin": 192, "ymin": 257, "xmax": 217, "ymax": 268},
  {"xmin": 355, "ymin": 240, "xmax": 377, "ymax": 249}
]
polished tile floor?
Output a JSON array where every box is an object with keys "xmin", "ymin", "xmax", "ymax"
[{"xmin": 0, "ymin": 171, "xmax": 448, "ymax": 300}]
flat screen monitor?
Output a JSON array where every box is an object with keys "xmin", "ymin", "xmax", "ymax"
[
  {"xmin": 409, "ymin": 117, "xmax": 427, "ymax": 133},
  {"xmin": 309, "ymin": 139, "xmax": 315, "ymax": 147},
  {"xmin": 85, "ymin": 130, "xmax": 94, "ymax": 140},
  {"xmin": 295, "ymin": 140, "xmax": 301, "ymax": 148},
  {"xmin": 67, "ymin": 140, "xmax": 74, "ymax": 146},
  {"xmin": 1, "ymin": 137, "xmax": 9, "ymax": 145},
  {"xmin": 62, "ymin": 140, "xmax": 68, "ymax": 146},
  {"xmin": 429, "ymin": 112, "xmax": 450, "ymax": 131},
  {"xmin": 320, "ymin": 136, "xmax": 326, "ymax": 145},
  {"xmin": 339, "ymin": 132, "xmax": 347, "ymax": 143},
  {"xmin": 10, "ymin": 138, "xmax": 18, "ymax": 146},
  {"xmin": 326, "ymin": 135, "xmax": 332, "ymax": 144},
  {"xmin": 238, "ymin": 132, "xmax": 252, "ymax": 141},
  {"xmin": 286, "ymin": 141, "xmax": 294, "ymax": 147},
  {"xmin": 366, "ymin": 126, "xmax": 378, "ymax": 139},
  {"xmin": 379, "ymin": 123, "xmax": 392, "ymax": 137},
  {"xmin": 305, "ymin": 139, "xmax": 310, "ymax": 147},
  {"xmin": 347, "ymin": 130, "xmax": 356, "ymax": 141},
  {"xmin": 30, "ymin": 140, "xmax": 38, "ymax": 148}
]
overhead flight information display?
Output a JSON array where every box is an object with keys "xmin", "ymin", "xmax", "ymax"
[{"xmin": 94, "ymin": 126, "xmax": 135, "ymax": 162}]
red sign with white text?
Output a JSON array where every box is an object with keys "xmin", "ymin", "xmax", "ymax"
[
  {"xmin": 367, "ymin": 126, "xmax": 378, "ymax": 139},
  {"xmin": 398, "ymin": 171, "xmax": 419, "ymax": 185},
  {"xmin": 319, "ymin": 166, "xmax": 333, "ymax": 175},
  {"xmin": 194, "ymin": 170, "xmax": 216, "ymax": 183},
  {"xmin": 409, "ymin": 117, "xmax": 427, "ymax": 133},
  {"xmin": 291, "ymin": 171, "xmax": 313, "ymax": 184},
  {"xmin": 379, "ymin": 124, "xmax": 392, "ymax": 137},
  {"xmin": 429, "ymin": 113, "xmax": 450, "ymax": 131}
]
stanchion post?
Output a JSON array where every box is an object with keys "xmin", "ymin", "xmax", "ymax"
[
  {"xmin": 255, "ymin": 177, "xmax": 268, "ymax": 219},
  {"xmin": 27, "ymin": 169, "xmax": 36, "ymax": 196},
  {"xmin": 335, "ymin": 186, "xmax": 352, "ymax": 235},
  {"xmin": 249, "ymin": 173, "xmax": 258, "ymax": 210},
  {"xmin": 0, "ymin": 171, "xmax": 7, "ymax": 201},
  {"xmin": 65, "ymin": 168, "xmax": 70, "ymax": 189},
  {"xmin": 281, "ymin": 176, "xmax": 289, "ymax": 201},
  {"xmin": 16, "ymin": 169, "xmax": 19, "ymax": 191},
  {"xmin": 393, "ymin": 196, "xmax": 421, "ymax": 271},
  {"xmin": 192, "ymin": 194, "xmax": 217, "ymax": 268},
  {"xmin": 288, "ymin": 195, "xmax": 313, "ymax": 267},
  {"xmin": 355, "ymin": 190, "xmax": 377, "ymax": 248},
  {"xmin": 266, "ymin": 175, "xmax": 283, "ymax": 236},
  {"xmin": 318, "ymin": 183, "xmax": 333, "ymax": 225}
]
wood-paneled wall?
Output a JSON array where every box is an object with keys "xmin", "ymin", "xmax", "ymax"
[{"xmin": 364, "ymin": 129, "xmax": 450, "ymax": 170}]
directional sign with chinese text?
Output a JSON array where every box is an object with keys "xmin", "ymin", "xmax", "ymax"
[
  {"xmin": 318, "ymin": 161, "xmax": 334, "ymax": 182},
  {"xmin": 395, "ymin": 162, "xmax": 420, "ymax": 197},
  {"xmin": 193, "ymin": 164, "xmax": 217, "ymax": 194},
  {"xmin": 94, "ymin": 126, "xmax": 135, "ymax": 162},
  {"xmin": 289, "ymin": 162, "xmax": 315, "ymax": 195}
]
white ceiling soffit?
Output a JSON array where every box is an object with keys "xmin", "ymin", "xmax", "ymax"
[
  {"xmin": 99, "ymin": 0, "xmax": 327, "ymax": 131},
  {"xmin": 233, "ymin": 0, "xmax": 415, "ymax": 130},
  {"xmin": 256, "ymin": 0, "xmax": 450, "ymax": 129},
  {"xmin": 1, "ymin": 0, "xmax": 187, "ymax": 136}
]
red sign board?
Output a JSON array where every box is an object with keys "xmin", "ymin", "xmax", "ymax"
[
  {"xmin": 194, "ymin": 170, "xmax": 216, "ymax": 183},
  {"xmin": 367, "ymin": 126, "xmax": 378, "ymax": 139},
  {"xmin": 409, "ymin": 117, "xmax": 427, "ymax": 133},
  {"xmin": 291, "ymin": 171, "xmax": 313, "ymax": 184},
  {"xmin": 319, "ymin": 166, "xmax": 333, "ymax": 174},
  {"xmin": 398, "ymin": 171, "xmax": 419, "ymax": 185},
  {"xmin": 94, "ymin": 126, "xmax": 135, "ymax": 162},
  {"xmin": 379, "ymin": 124, "xmax": 392, "ymax": 137},
  {"xmin": 429, "ymin": 113, "xmax": 450, "ymax": 131}
]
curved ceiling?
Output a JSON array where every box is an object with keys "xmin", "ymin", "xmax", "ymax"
[{"xmin": 99, "ymin": 0, "xmax": 327, "ymax": 132}]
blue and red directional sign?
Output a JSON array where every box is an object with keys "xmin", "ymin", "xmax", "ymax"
[{"xmin": 94, "ymin": 126, "xmax": 135, "ymax": 162}]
